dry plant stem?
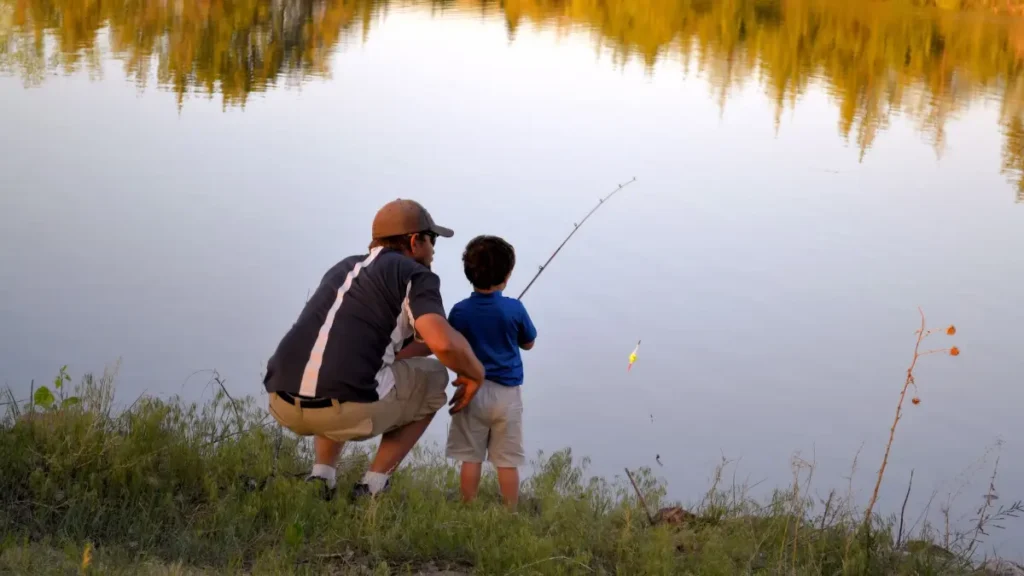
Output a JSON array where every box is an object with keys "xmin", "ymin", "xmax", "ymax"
[
  {"xmin": 842, "ymin": 444, "xmax": 863, "ymax": 564},
  {"xmin": 789, "ymin": 461, "xmax": 803, "ymax": 574},
  {"xmin": 862, "ymin": 308, "xmax": 927, "ymax": 531},
  {"xmin": 820, "ymin": 490, "xmax": 834, "ymax": 532},
  {"xmin": 211, "ymin": 372, "xmax": 244, "ymax": 432},
  {"xmin": 700, "ymin": 456, "xmax": 728, "ymax": 512},
  {"xmin": 624, "ymin": 468, "xmax": 655, "ymax": 525},
  {"xmin": 940, "ymin": 503, "xmax": 951, "ymax": 550},
  {"xmin": 967, "ymin": 453, "xmax": 1001, "ymax": 556},
  {"xmin": 897, "ymin": 469, "xmax": 914, "ymax": 549}
]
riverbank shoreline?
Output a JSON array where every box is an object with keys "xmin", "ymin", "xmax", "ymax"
[{"xmin": 1, "ymin": 369, "xmax": 1019, "ymax": 575}]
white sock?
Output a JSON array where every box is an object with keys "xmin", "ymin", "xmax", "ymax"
[
  {"xmin": 361, "ymin": 471, "xmax": 390, "ymax": 494},
  {"xmin": 311, "ymin": 464, "xmax": 337, "ymax": 489}
]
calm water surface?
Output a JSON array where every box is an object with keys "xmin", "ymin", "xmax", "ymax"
[{"xmin": 2, "ymin": 0, "xmax": 1024, "ymax": 557}]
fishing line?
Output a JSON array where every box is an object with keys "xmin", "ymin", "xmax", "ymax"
[{"xmin": 508, "ymin": 177, "xmax": 667, "ymax": 469}]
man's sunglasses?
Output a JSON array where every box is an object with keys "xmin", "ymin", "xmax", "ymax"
[{"xmin": 416, "ymin": 231, "xmax": 437, "ymax": 245}]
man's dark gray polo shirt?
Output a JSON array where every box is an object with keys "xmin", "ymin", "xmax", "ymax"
[{"xmin": 263, "ymin": 247, "xmax": 446, "ymax": 403}]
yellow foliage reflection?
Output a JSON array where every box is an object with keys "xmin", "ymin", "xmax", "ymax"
[{"xmin": 3, "ymin": 0, "xmax": 1024, "ymax": 198}]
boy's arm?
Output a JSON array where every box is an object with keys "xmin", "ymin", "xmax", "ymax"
[{"xmin": 517, "ymin": 303, "xmax": 537, "ymax": 350}]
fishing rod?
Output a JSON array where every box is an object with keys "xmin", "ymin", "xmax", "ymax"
[{"xmin": 517, "ymin": 176, "xmax": 637, "ymax": 300}]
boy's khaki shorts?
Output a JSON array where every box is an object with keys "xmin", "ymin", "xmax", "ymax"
[
  {"xmin": 268, "ymin": 357, "xmax": 449, "ymax": 443},
  {"xmin": 445, "ymin": 379, "xmax": 524, "ymax": 468}
]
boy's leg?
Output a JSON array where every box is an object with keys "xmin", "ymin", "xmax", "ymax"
[
  {"xmin": 446, "ymin": 382, "xmax": 493, "ymax": 502},
  {"xmin": 460, "ymin": 461, "xmax": 483, "ymax": 502},
  {"xmin": 486, "ymin": 385, "xmax": 525, "ymax": 510},
  {"xmin": 496, "ymin": 467, "xmax": 520, "ymax": 510}
]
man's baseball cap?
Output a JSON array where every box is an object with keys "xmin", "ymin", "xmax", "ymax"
[{"xmin": 371, "ymin": 199, "xmax": 454, "ymax": 240}]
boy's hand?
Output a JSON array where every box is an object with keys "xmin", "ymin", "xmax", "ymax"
[{"xmin": 449, "ymin": 375, "xmax": 481, "ymax": 414}]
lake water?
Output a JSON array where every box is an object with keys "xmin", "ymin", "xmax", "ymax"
[{"xmin": 2, "ymin": 0, "xmax": 1023, "ymax": 558}]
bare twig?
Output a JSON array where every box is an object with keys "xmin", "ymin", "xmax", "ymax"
[
  {"xmin": 820, "ymin": 490, "xmax": 835, "ymax": 532},
  {"xmin": 210, "ymin": 371, "xmax": 245, "ymax": 432},
  {"xmin": 202, "ymin": 415, "xmax": 274, "ymax": 447},
  {"xmin": 943, "ymin": 505, "xmax": 952, "ymax": 550},
  {"xmin": 967, "ymin": 450, "xmax": 1002, "ymax": 556},
  {"xmin": 624, "ymin": 467, "xmax": 656, "ymax": 525},
  {"xmin": 897, "ymin": 469, "xmax": 914, "ymax": 549},
  {"xmin": 789, "ymin": 454, "xmax": 813, "ymax": 573},
  {"xmin": 700, "ymin": 454, "xmax": 732, "ymax": 513},
  {"xmin": 908, "ymin": 485, "xmax": 939, "ymax": 539}
]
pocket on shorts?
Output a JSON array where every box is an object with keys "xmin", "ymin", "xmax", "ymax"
[
  {"xmin": 268, "ymin": 394, "xmax": 309, "ymax": 435},
  {"xmin": 268, "ymin": 395, "xmax": 284, "ymax": 423},
  {"xmin": 389, "ymin": 362, "xmax": 414, "ymax": 402},
  {"xmin": 501, "ymin": 385, "xmax": 524, "ymax": 417}
]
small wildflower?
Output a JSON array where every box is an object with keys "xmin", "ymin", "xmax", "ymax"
[
  {"xmin": 950, "ymin": 346, "xmax": 960, "ymax": 356},
  {"xmin": 81, "ymin": 542, "xmax": 92, "ymax": 573},
  {"xmin": 946, "ymin": 325, "xmax": 956, "ymax": 336},
  {"xmin": 912, "ymin": 397, "xmax": 921, "ymax": 405}
]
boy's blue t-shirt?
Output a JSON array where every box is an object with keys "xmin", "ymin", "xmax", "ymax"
[{"xmin": 448, "ymin": 291, "xmax": 536, "ymax": 387}]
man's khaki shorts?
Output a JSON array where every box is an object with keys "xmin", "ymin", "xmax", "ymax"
[
  {"xmin": 268, "ymin": 358, "xmax": 449, "ymax": 443},
  {"xmin": 445, "ymin": 379, "xmax": 524, "ymax": 468}
]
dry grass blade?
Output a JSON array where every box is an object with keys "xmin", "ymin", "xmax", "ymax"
[{"xmin": 503, "ymin": 556, "xmax": 593, "ymax": 575}]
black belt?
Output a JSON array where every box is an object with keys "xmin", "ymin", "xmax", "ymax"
[{"xmin": 275, "ymin": 391, "xmax": 336, "ymax": 409}]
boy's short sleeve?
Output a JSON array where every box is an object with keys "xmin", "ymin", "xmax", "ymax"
[
  {"xmin": 407, "ymin": 267, "xmax": 445, "ymax": 320},
  {"xmin": 447, "ymin": 302, "xmax": 465, "ymax": 333},
  {"xmin": 517, "ymin": 302, "xmax": 537, "ymax": 345}
]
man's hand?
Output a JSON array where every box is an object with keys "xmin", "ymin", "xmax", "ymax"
[{"xmin": 448, "ymin": 375, "xmax": 482, "ymax": 414}]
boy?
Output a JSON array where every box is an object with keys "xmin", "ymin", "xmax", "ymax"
[{"xmin": 445, "ymin": 235, "xmax": 537, "ymax": 509}]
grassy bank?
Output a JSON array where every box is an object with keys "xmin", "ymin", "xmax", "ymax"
[{"xmin": 0, "ymin": 366, "xmax": 1016, "ymax": 575}]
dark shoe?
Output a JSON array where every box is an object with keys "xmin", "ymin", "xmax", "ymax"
[
  {"xmin": 349, "ymin": 479, "xmax": 391, "ymax": 502},
  {"xmin": 306, "ymin": 475, "xmax": 336, "ymax": 501}
]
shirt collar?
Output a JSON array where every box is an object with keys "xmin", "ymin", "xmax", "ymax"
[{"xmin": 471, "ymin": 290, "xmax": 501, "ymax": 298}]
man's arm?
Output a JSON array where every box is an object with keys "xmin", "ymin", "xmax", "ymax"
[
  {"xmin": 395, "ymin": 339, "xmax": 432, "ymax": 361},
  {"xmin": 405, "ymin": 266, "xmax": 485, "ymax": 414},
  {"xmin": 414, "ymin": 313, "xmax": 485, "ymax": 383}
]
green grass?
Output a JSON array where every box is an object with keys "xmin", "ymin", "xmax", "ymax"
[{"xmin": 0, "ymin": 367, "xmax": 1013, "ymax": 575}]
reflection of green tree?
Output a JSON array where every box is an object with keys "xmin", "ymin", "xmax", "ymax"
[{"xmin": 3, "ymin": 0, "xmax": 1024, "ymax": 199}]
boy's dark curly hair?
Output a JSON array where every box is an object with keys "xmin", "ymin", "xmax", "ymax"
[{"xmin": 462, "ymin": 235, "xmax": 516, "ymax": 290}]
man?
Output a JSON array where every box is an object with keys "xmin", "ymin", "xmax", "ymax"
[{"xmin": 263, "ymin": 199, "xmax": 485, "ymax": 500}]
